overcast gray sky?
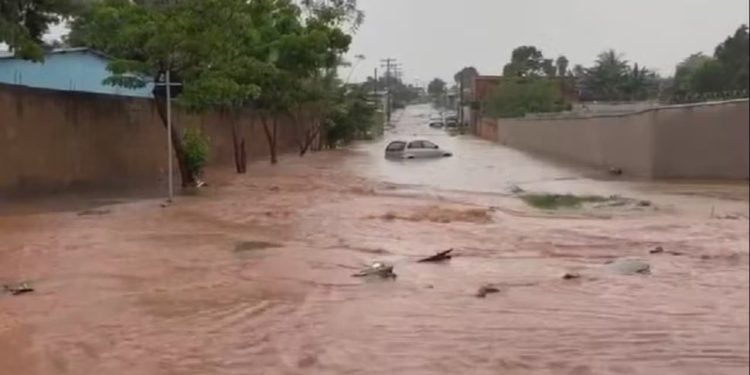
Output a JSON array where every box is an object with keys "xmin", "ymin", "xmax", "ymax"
[{"xmin": 343, "ymin": 0, "xmax": 749, "ymax": 85}]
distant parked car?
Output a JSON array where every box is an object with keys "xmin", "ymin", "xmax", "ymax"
[
  {"xmin": 385, "ymin": 139, "xmax": 453, "ymax": 159},
  {"xmin": 444, "ymin": 115, "xmax": 458, "ymax": 128},
  {"xmin": 428, "ymin": 119, "xmax": 444, "ymax": 128}
]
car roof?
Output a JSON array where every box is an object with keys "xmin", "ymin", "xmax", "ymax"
[{"xmin": 388, "ymin": 139, "xmax": 436, "ymax": 143}]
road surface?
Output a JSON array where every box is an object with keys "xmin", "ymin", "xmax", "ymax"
[{"xmin": 1, "ymin": 104, "xmax": 747, "ymax": 375}]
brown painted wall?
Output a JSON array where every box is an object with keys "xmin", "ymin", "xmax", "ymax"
[
  {"xmin": 651, "ymin": 102, "xmax": 749, "ymax": 179},
  {"xmin": 0, "ymin": 84, "xmax": 298, "ymax": 195},
  {"xmin": 477, "ymin": 100, "xmax": 749, "ymax": 179}
]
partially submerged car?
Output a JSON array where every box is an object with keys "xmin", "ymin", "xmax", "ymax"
[
  {"xmin": 428, "ymin": 119, "xmax": 445, "ymax": 128},
  {"xmin": 444, "ymin": 114, "xmax": 459, "ymax": 128},
  {"xmin": 428, "ymin": 115, "xmax": 444, "ymax": 128},
  {"xmin": 385, "ymin": 139, "xmax": 453, "ymax": 159}
]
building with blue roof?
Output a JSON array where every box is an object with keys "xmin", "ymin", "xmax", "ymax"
[{"xmin": 0, "ymin": 48, "xmax": 153, "ymax": 98}]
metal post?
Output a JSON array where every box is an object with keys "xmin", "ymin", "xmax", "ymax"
[
  {"xmin": 166, "ymin": 70, "xmax": 174, "ymax": 201},
  {"xmin": 459, "ymin": 75, "xmax": 464, "ymax": 125}
]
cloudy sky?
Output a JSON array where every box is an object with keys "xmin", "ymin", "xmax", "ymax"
[{"xmin": 343, "ymin": 0, "xmax": 749, "ymax": 85}]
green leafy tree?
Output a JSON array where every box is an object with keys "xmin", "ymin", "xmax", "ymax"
[
  {"xmin": 623, "ymin": 63, "xmax": 660, "ymax": 101},
  {"xmin": 555, "ymin": 56, "xmax": 569, "ymax": 77},
  {"xmin": 673, "ymin": 53, "xmax": 713, "ymax": 94},
  {"xmin": 483, "ymin": 78, "xmax": 569, "ymax": 118},
  {"xmin": 300, "ymin": 0, "xmax": 364, "ymax": 31},
  {"xmin": 714, "ymin": 24, "xmax": 749, "ymax": 91},
  {"xmin": 0, "ymin": 0, "xmax": 82, "ymax": 61},
  {"xmin": 454, "ymin": 66, "xmax": 479, "ymax": 87},
  {"xmin": 70, "ymin": 0, "xmax": 356, "ymax": 177},
  {"xmin": 687, "ymin": 59, "xmax": 728, "ymax": 93},
  {"xmin": 250, "ymin": 0, "xmax": 353, "ymax": 164},
  {"xmin": 673, "ymin": 24, "xmax": 749, "ymax": 97},
  {"xmin": 325, "ymin": 85, "xmax": 378, "ymax": 147},
  {"xmin": 69, "ymin": 0, "xmax": 274, "ymax": 183},
  {"xmin": 503, "ymin": 46, "xmax": 554, "ymax": 77},
  {"xmin": 427, "ymin": 78, "xmax": 446, "ymax": 97},
  {"xmin": 580, "ymin": 49, "xmax": 630, "ymax": 100},
  {"xmin": 578, "ymin": 49, "xmax": 658, "ymax": 101}
]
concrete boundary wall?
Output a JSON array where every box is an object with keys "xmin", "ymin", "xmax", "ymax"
[
  {"xmin": 0, "ymin": 83, "xmax": 298, "ymax": 195},
  {"xmin": 476, "ymin": 99, "xmax": 749, "ymax": 179}
]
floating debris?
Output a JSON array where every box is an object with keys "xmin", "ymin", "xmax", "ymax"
[
  {"xmin": 417, "ymin": 249, "xmax": 453, "ymax": 263},
  {"xmin": 352, "ymin": 262, "xmax": 397, "ymax": 279},
  {"xmin": 509, "ymin": 185, "xmax": 525, "ymax": 194},
  {"xmin": 650, "ymin": 246, "xmax": 665, "ymax": 254},
  {"xmin": 650, "ymin": 246, "xmax": 683, "ymax": 256},
  {"xmin": 562, "ymin": 272, "xmax": 581, "ymax": 280},
  {"xmin": 606, "ymin": 258, "xmax": 651, "ymax": 275},
  {"xmin": 234, "ymin": 241, "xmax": 282, "ymax": 252},
  {"xmin": 3, "ymin": 282, "xmax": 34, "ymax": 296},
  {"xmin": 77, "ymin": 208, "xmax": 111, "ymax": 216},
  {"xmin": 608, "ymin": 167, "xmax": 623, "ymax": 176},
  {"xmin": 475, "ymin": 284, "xmax": 500, "ymax": 298}
]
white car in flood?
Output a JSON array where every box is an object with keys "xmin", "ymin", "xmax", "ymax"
[{"xmin": 385, "ymin": 139, "xmax": 453, "ymax": 159}]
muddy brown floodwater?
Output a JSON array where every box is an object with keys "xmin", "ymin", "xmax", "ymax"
[{"xmin": 1, "ymin": 104, "xmax": 748, "ymax": 375}]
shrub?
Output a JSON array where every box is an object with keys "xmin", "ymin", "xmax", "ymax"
[
  {"xmin": 483, "ymin": 78, "xmax": 568, "ymax": 118},
  {"xmin": 182, "ymin": 126, "xmax": 210, "ymax": 178}
]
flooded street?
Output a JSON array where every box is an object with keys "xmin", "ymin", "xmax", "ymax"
[{"xmin": 1, "ymin": 104, "xmax": 748, "ymax": 375}]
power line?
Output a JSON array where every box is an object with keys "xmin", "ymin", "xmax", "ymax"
[{"xmin": 380, "ymin": 58, "xmax": 399, "ymax": 122}]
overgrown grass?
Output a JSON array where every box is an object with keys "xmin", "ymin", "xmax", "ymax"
[{"xmin": 520, "ymin": 193, "xmax": 610, "ymax": 209}]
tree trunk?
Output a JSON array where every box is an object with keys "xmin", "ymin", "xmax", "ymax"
[
  {"xmin": 299, "ymin": 121, "xmax": 320, "ymax": 156},
  {"xmin": 231, "ymin": 116, "xmax": 247, "ymax": 173},
  {"xmin": 261, "ymin": 114, "xmax": 278, "ymax": 164},
  {"xmin": 272, "ymin": 116, "xmax": 278, "ymax": 163},
  {"xmin": 153, "ymin": 94, "xmax": 195, "ymax": 188}
]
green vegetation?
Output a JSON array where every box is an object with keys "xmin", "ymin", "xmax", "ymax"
[
  {"xmin": 486, "ymin": 24, "xmax": 748, "ymax": 109},
  {"xmin": 555, "ymin": 56, "xmax": 569, "ymax": 77},
  {"xmin": 325, "ymin": 85, "xmax": 379, "ymax": 147},
  {"xmin": 485, "ymin": 45, "xmax": 661, "ymax": 118},
  {"xmin": 360, "ymin": 75, "xmax": 420, "ymax": 110},
  {"xmin": 427, "ymin": 78, "xmax": 446, "ymax": 97},
  {"xmin": 576, "ymin": 50, "xmax": 659, "ymax": 101},
  {"xmin": 484, "ymin": 78, "xmax": 570, "ymax": 118},
  {"xmin": 482, "ymin": 46, "xmax": 573, "ymax": 118},
  {"xmin": 182, "ymin": 127, "xmax": 210, "ymax": 180},
  {"xmin": 426, "ymin": 77, "xmax": 449, "ymax": 109},
  {"xmin": 68, "ymin": 0, "xmax": 363, "ymax": 186},
  {"xmin": 454, "ymin": 66, "xmax": 479, "ymax": 87},
  {"xmin": 0, "ymin": 0, "xmax": 81, "ymax": 61},
  {"xmin": 502, "ymin": 46, "xmax": 559, "ymax": 78},
  {"xmin": 672, "ymin": 25, "xmax": 749, "ymax": 99},
  {"xmin": 520, "ymin": 193, "xmax": 609, "ymax": 210}
]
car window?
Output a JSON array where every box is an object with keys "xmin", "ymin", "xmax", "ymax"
[
  {"xmin": 386, "ymin": 141, "xmax": 406, "ymax": 151},
  {"xmin": 407, "ymin": 141, "xmax": 424, "ymax": 149},
  {"xmin": 422, "ymin": 141, "xmax": 438, "ymax": 149}
]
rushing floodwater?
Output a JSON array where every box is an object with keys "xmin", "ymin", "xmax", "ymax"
[{"xmin": 1, "ymin": 104, "xmax": 748, "ymax": 375}]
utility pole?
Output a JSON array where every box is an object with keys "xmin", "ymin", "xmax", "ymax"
[
  {"xmin": 166, "ymin": 70, "xmax": 174, "ymax": 202},
  {"xmin": 380, "ymin": 58, "xmax": 397, "ymax": 123},
  {"xmin": 459, "ymin": 73, "xmax": 464, "ymax": 125}
]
